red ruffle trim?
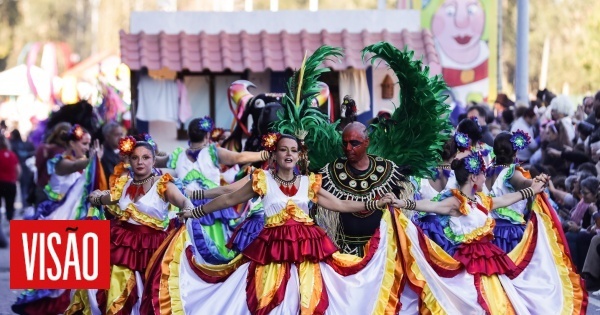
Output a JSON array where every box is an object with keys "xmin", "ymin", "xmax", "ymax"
[
  {"xmin": 453, "ymin": 240, "xmax": 518, "ymax": 278},
  {"xmin": 110, "ymin": 221, "xmax": 168, "ymax": 272},
  {"xmin": 243, "ymin": 219, "xmax": 338, "ymax": 264}
]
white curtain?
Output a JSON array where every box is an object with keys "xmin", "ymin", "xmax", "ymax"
[
  {"xmin": 338, "ymin": 69, "xmax": 371, "ymax": 115},
  {"xmin": 137, "ymin": 75, "xmax": 179, "ymax": 122}
]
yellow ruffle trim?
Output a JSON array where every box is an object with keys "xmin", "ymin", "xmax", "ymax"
[
  {"xmin": 307, "ymin": 173, "xmax": 322, "ymax": 203},
  {"xmin": 476, "ymin": 192, "xmax": 493, "ymax": 210},
  {"xmin": 109, "ymin": 162, "xmax": 130, "ymax": 188},
  {"xmin": 252, "ymin": 169, "xmax": 267, "ymax": 196},
  {"xmin": 265, "ymin": 200, "xmax": 314, "ymax": 228},
  {"xmin": 462, "ymin": 217, "xmax": 496, "ymax": 244},
  {"xmin": 156, "ymin": 173, "xmax": 174, "ymax": 201},
  {"xmin": 110, "ymin": 175, "xmax": 129, "ymax": 202}
]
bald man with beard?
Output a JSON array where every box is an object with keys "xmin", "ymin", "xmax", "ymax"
[{"xmin": 315, "ymin": 122, "xmax": 412, "ymax": 257}]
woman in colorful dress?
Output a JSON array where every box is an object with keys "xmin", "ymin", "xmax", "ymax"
[
  {"xmin": 412, "ymin": 137, "xmax": 458, "ymax": 255},
  {"xmin": 485, "ymin": 131, "xmax": 534, "ymax": 253},
  {"xmin": 141, "ymin": 133, "xmax": 406, "ymax": 315},
  {"xmin": 156, "ymin": 116, "xmax": 268, "ymax": 264},
  {"xmin": 12, "ymin": 124, "xmax": 104, "ymax": 315},
  {"xmin": 66, "ymin": 134, "xmax": 195, "ymax": 315},
  {"xmin": 391, "ymin": 152, "xmax": 586, "ymax": 314}
]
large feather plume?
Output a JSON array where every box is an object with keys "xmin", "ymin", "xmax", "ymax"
[
  {"xmin": 362, "ymin": 42, "xmax": 452, "ymax": 179},
  {"xmin": 273, "ymin": 45, "xmax": 344, "ymax": 171}
]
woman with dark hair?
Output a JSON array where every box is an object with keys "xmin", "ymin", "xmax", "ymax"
[
  {"xmin": 141, "ymin": 133, "xmax": 398, "ymax": 314},
  {"xmin": 564, "ymin": 177, "xmax": 600, "ymax": 272},
  {"xmin": 154, "ymin": 116, "xmax": 269, "ymax": 263},
  {"xmin": 446, "ymin": 117, "xmax": 493, "ymax": 192},
  {"xmin": 412, "ymin": 137, "xmax": 458, "ymax": 254},
  {"xmin": 485, "ymin": 131, "xmax": 535, "ymax": 252},
  {"xmin": 25, "ymin": 124, "xmax": 104, "ymax": 220},
  {"xmin": 66, "ymin": 134, "xmax": 196, "ymax": 315},
  {"xmin": 391, "ymin": 152, "xmax": 586, "ymax": 314},
  {"xmin": 13, "ymin": 124, "xmax": 105, "ymax": 315}
]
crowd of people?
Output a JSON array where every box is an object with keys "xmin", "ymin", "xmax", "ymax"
[{"xmin": 0, "ymin": 44, "xmax": 594, "ymax": 314}]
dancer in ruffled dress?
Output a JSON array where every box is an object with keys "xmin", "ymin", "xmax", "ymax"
[
  {"xmin": 156, "ymin": 116, "xmax": 268, "ymax": 263},
  {"xmin": 391, "ymin": 151, "xmax": 587, "ymax": 314},
  {"xmin": 66, "ymin": 134, "xmax": 195, "ymax": 315},
  {"xmin": 412, "ymin": 137, "xmax": 458, "ymax": 255},
  {"xmin": 485, "ymin": 131, "xmax": 534, "ymax": 252},
  {"xmin": 13, "ymin": 124, "xmax": 105, "ymax": 315},
  {"xmin": 141, "ymin": 133, "xmax": 403, "ymax": 315}
]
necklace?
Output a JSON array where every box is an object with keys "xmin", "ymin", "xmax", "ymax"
[
  {"xmin": 132, "ymin": 175, "xmax": 154, "ymax": 186},
  {"xmin": 459, "ymin": 190, "xmax": 477, "ymax": 203},
  {"xmin": 188, "ymin": 144, "xmax": 206, "ymax": 151},
  {"xmin": 439, "ymin": 164, "xmax": 451, "ymax": 169},
  {"xmin": 272, "ymin": 171, "xmax": 297, "ymax": 187}
]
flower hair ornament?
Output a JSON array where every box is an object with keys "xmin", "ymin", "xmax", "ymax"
[
  {"xmin": 141, "ymin": 133, "xmax": 158, "ymax": 151},
  {"xmin": 211, "ymin": 128, "xmax": 225, "ymax": 142},
  {"xmin": 511, "ymin": 130, "xmax": 531, "ymax": 151},
  {"xmin": 68, "ymin": 124, "xmax": 85, "ymax": 141},
  {"xmin": 464, "ymin": 152, "xmax": 485, "ymax": 175},
  {"xmin": 261, "ymin": 132, "xmax": 282, "ymax": 152},
  {"xmin": 454, "ymin": 131, "xmax": 471, "ymax": 151},
  {"xmin": 119, "ymin": 136, "xmax": 137, "ymax": 155},
  {"xmin": 198, "ymin": 116, "xmax": 214, "ymax": 133}
]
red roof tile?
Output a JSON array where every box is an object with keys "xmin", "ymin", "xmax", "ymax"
[{"xmin": 119, "ymin": 29, "xmax": 438, "ymax": 72}]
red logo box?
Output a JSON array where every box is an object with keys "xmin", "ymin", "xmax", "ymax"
[{"xmin": 10, "ymin": 220, "xmax": 110, "ymax": 289}]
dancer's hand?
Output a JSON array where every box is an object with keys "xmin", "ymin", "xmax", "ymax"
[
  {"xmin": 177, "ymin": 210, "xmax": 193, "ymax": 220},
  {"xmin": 376, "ymin": 195, "xmax": 393, "ymax": 209},
  {"xmin": 89, "ymin": 139, "xmax": 104, "ymax": 160},
  {"xmin": 531, "ymin": 174, "xmax": 550, "ymax": 194},
  {"xmin": 390, "ymin": 198, "xmax": 405, "ymax": 209}
]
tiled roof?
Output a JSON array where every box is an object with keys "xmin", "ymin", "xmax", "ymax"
[{"xmin": 119, "ymin": 29, "xmax": 438, "ymax": 72}]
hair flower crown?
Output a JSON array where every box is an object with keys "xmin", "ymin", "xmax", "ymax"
[
  {"xmin": 119, "ymin": 136, "xmax": 137, "ymax": 155},
  {"xmin": 464, "ymin": 152, "xmax": 485, "ymax": 175},
  {"xmin": 510, "ymin": 130, "xmax": 531, "ymax": 151},
  {"xmin": 68, "ymin": 124, "xmax": 85, "ymax": 141},
  {"xmin": 198, "ymin": 116, "xmax": 214, "ymax": 133},
  {"xmin": 261, "ymin": 132, "xmax": 281, "ymax": 152},
  {"xmin": 454, "ymin": 131, "xmax": 471, "ymax": 150}
]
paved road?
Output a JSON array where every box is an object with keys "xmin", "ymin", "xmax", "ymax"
[{"xmin": 1, "ymin": 207, "xmax": 600, "ymax": 314}]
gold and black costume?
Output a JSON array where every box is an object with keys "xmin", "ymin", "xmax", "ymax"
[{"xmin": 315, "ymin": 155, "xmax": 412, "ymax": 256}]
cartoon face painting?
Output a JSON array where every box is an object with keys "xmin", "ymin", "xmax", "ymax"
[
  {"xmin": 422, "ymin": 0, "xmax": 493, "ymax": 104},
  {"xmin": 432, "ymin": 0, "xmax": 485, "ymax": 63}
]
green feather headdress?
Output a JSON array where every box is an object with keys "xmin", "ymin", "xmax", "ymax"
[
  {"xmin": 273, "ymin": 45, "xmax": 344, "ymax": 171},
  {"xmin": 362, "ymin": 42, "xmax": 452, "ymax": 179}
]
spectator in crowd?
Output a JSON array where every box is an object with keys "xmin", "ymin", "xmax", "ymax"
[
  {"xmin": 9, "ymin": 129, "xmax": 35, "ymax": 208},
  {"xmin": 565, "ymin": 177, "xmax": 599, "ymax": 272},
  {"xmin": 549, "ymin": 95, "xmax": 576, "ymax": 143},
  {"xmin": 541, "ymin": 121, "xmax": 570, "ymax": 175},
  {"xmin": 0, "ymin": 135, "xmax": 19, "ymax": 247},
  {"xmin": 100, "ymin": 122, "xmax": 126, "ymax": 184},
  {"xmin": 466, "ymin": 105, "xmax": 494, "ymax": 146},
  {"xmin": 500, "ymin": 108, "xmax": 514, "ymax": 130}
]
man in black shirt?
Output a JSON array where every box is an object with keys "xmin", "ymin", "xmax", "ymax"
[{"xmin": 315, "ymin": 122, "xmax": 412, "ymax": 256}]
